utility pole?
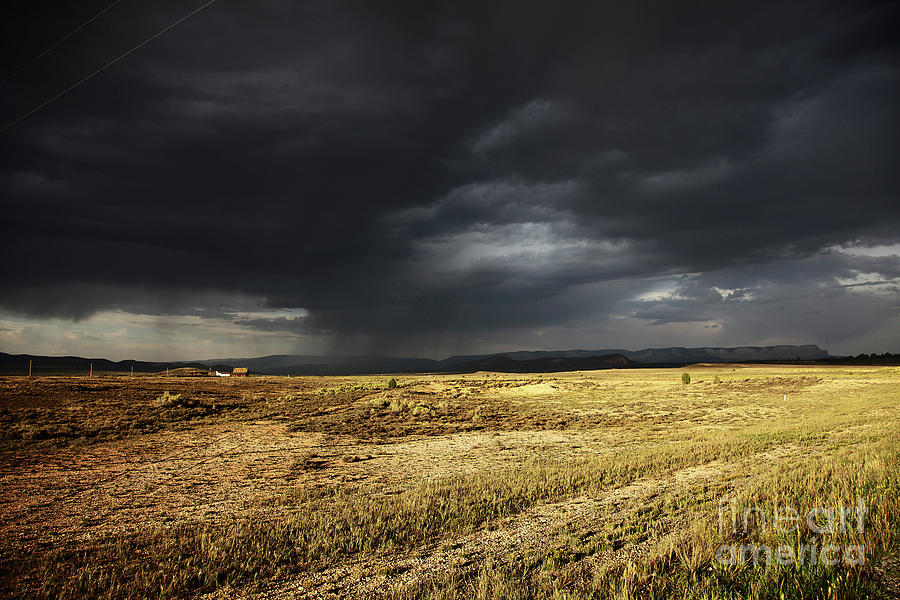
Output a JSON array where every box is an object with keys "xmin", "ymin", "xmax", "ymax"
[
  {"xmin": 131, "ymin": 364, "xmax": 134, "ymax": 378},
  {"xmin": 28, "ymin": 359, "xmax": 32, "ymax": 377},
  {"xmin": 89, "ymin": 362, "xmax": 93, "ymax": 378}
]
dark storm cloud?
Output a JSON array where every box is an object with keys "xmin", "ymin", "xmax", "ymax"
[
  {"xmin": 231, "ymin": 316, "xmax": 318, "ymax": 334},
  {"xmin": 1, "ymin": 0, "xmax": 898, "ymax": 354}
]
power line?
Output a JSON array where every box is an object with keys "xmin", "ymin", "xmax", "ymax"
[
  {"xmin": 0, "ymin": 0, "xmax": 220, "ymax": 134},
  {"xmin": 0, "ymin": 0, "xmax": 126, "ymax": 86}
]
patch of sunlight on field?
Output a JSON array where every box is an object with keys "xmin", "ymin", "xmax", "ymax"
[{"xmin": 0, "ymin": 365, "xmax": 897, "ymax": 599}]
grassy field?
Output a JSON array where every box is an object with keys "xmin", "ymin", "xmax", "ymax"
[{"xmin": 0, "ymin": 365, "xmax": 897, "ymax": 599}]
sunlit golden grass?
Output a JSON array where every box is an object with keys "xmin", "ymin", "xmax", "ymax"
[
  {"xmin": 393, "ymin": 434, "xmax": 898, "ymax": 599},
  {"xmin": 0, "ymin": 366, "xmax": 897, "ymax": 599}
]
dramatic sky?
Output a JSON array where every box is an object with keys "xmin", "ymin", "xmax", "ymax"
[{"xmin": 1, "ymin": 0, "xmax": 899, "ymax": 360}]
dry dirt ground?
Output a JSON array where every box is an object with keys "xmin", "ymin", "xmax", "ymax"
[{"xmin": 0, "ymin": 366, "xmax": 897, "ymax": 598}]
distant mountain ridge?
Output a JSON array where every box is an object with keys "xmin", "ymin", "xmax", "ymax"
[
  {"xmin": 192, "ymin": 354, "xmax": 437, "ymax": 373},
  {"xmin": 0, "ymin": 352, "xmax": 232, "ymax": 375},
  {"xmin": 441, "ymin": 353, "xmax": 637, "ymax": 373},
  {"xmin": 0, "ymin": 345, "xmax": 832, "ymax": 375},
  {"xmin": 619, "ymin": 344, "xmax": 830, "ymax": 364},
  {"xmin": 439, "ymin": 344, "xmax": 830, "ymax": 366}
]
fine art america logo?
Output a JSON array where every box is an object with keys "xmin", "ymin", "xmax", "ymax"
[{"xmin": 715, "ymin": 498, "xmax": 867, "ymax": 567}]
